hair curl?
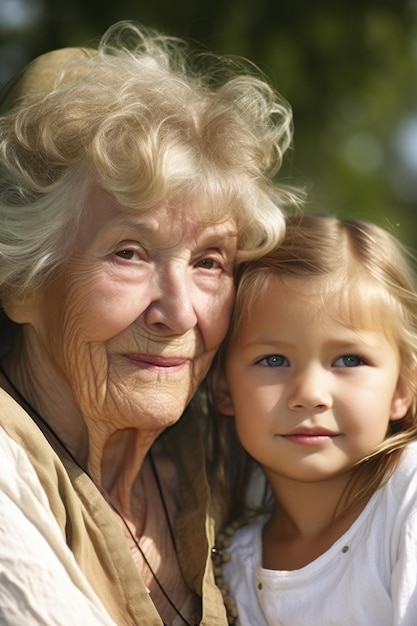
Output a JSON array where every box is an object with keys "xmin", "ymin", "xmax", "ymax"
[{"xmin": 0, "ymin": 20, "xmax": 301, "ymax": 304}]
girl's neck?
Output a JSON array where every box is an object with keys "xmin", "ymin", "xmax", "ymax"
[{"xmin": 262, "ymin": 472, "xmax": 366, "ymax": 570}]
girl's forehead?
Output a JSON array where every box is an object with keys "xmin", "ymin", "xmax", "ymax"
[
  {"xmin": 276, "ymin": 274, "xmax": 399, "ymax": 336},
  {"xmin": 231, "ymin": 268, "xmax": 405, "ymax": 358}
]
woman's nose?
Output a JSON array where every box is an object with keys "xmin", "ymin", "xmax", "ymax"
[
  {"xmin": 287, "ymin": 366, "xmax": 332, "ymax": 411},
  {"xmin": 142, "ymin": 267, "xmax": 198, "ymax": 334}
]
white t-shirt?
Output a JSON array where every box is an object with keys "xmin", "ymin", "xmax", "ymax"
[
  {"xmin": 0, "ymin": 426, "xmax": 116, "ymax": 625},
  {"xmin": 222, "ymin": 441, "xmax": 417, "ymax": 626}
]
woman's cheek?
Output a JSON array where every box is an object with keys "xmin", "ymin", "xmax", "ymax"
[{"xmin": 67, "ymin": 283, "xmax": 147, "ymax": 342}]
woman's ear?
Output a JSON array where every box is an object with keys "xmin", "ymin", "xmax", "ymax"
[{"xmin": 390, "ymin": 375, "xmax": 414, "ymax": 421}]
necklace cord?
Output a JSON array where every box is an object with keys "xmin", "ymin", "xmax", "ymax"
[
  {"xmin": 0, "ymin": 363, "xmax": 193, "ymax": 626},
  {"xmin": 148, "ymin": 451, "xmax": 177, "ymax": 551}
]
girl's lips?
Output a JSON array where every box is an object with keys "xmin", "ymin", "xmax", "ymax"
[
  {"xmin": 124, "ymin": 354, "xmax": 189, "ymax": 370},
  {"xmin": 282, "ymin": 429, "xmax": 338, "ymax": 446}
]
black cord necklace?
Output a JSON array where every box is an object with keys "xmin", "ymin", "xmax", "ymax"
[{"xmin": 0, "ymin": 363, "xmax": 193, "ymax": 626}]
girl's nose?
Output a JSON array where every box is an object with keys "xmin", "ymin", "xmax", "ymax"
[{"xmin": 287, "ymin": 366, "xmax": 332, "ymax": 411}]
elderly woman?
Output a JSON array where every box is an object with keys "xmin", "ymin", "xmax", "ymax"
[{"xmin": 0, "ymin": 21, "xmax": 296, "ymax": 626}]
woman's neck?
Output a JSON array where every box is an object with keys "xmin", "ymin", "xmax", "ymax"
[
  {"xmin": 2, "ymin": 342, "xmax": 194, "ymax": 625},
  {"xmin": 1, "ymin": 346, "xmax": 154, "ymax": 505}
]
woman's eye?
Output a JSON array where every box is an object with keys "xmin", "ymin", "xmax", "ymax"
[
  {"xmin": 115, "ymin": 249, "xmax": 140, "ymax": 261},
  {"xmin": 258, "ymin": 354, "xmax": 289, "ymax": 367},
  {"xmin": 196, "ymin": 258, "xmax": 220, "ymax": 270},
  {"xmin": 333, "ymin": 355, "xmax": 364, "ymax": 367}
]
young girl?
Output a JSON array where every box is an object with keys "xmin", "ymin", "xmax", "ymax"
[{"xmin": 210, "ymin": 214, "xmax": 417, "ymax": 626}]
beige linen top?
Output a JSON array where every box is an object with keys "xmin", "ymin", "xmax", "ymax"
[{"xmin": 0, "ymin": 387, "xmax": 228, "ymax": 625}]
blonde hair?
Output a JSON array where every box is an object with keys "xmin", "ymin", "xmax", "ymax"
[
  {"xmin": 210, "ymin": 214, "xmax": 417, "ymax": 521},
  {"xmin": 0, "ymin": 20, "xmax": 301, "ymax": 303}
]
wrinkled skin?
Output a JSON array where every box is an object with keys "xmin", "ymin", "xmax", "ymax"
[{"xmin": 4, "ymin": 185, "xmax": 237, "ymax": 622}]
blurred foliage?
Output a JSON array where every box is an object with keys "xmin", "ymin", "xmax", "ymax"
[{"xmin": 1, "ymin": 0, "xmax": 417, "ymax": 248}]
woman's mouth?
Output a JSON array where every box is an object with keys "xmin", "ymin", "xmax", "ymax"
[{"xmin": 124, "ymin": 353, "xmax": 190, "ymax": 371}]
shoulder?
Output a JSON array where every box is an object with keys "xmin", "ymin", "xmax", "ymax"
[
  {"xmin": 389, "ymin": 442, "xmax": 417, "ymax": 490},
  {"xmin": 0, "ymin": 424, "xmax": 48, "ymax": 502},
  {"xmin": 0, "ymin": 424, "xmax": 68, "ymax": 545},
  {"xmin": 399, "ymin": 440, "xmax": 417, "ymax": 465},
  {"xmin": 372, "ymin": 442, "xmax": 417, "ymax": 523},
  {"xmin": 0, "ymin": 425, "xmax": 117, "ymax": 625},
  {"xmin": 218, "ymin": 517, "xmax": 268, "ymax": 626},
  {"xmin": 215, "ymin": 515, "xmax": 266, "ymax": 581},
  {"xmin": 0, "ymin": 387, "xmax": 57, "ymax": 460},
  {"xmin": 0, "ymin": 388, "xmax": 91, "ymax": 533},
  {"xmin": 226, "ymin": 515, "xmax": 267, "ymax": 561}
]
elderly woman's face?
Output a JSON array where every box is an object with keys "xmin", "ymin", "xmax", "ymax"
[{"xmin": 24, "ymin": 186, "xmax": 237, "ymax": 431}]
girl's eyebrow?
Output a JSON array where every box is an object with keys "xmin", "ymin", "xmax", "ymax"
[
  {"xmin": 238, "ymin": 333, "xmax": 386, "ymax": 351},
  {"xmin": 237, "ymin": 338, "xmax": 291, "ymax": 349}
]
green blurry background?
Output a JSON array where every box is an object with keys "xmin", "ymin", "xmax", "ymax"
[{"xmin": 1, "ymin": 0, "xmax": 416, "ymax": 247}]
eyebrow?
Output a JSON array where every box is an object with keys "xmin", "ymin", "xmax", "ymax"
[
  {"xmin": 238, "ymin": 338, "xmax": 291, "ymax": 350},
  {"xmin": 239, "ymin": 333, "xmax": 385, "ymax": 351},
  {"xmin": 111, "ymin": 216, "xmax": 237, "ymax": 244}
]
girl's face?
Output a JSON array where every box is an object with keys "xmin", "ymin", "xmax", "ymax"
[
  {"xmin": 221, "ymin": 277, "xmax": 412, "ymax": 486},
  {"xmin": 12, "ymin": 185, "xmax": 237, "ymax": 434}
]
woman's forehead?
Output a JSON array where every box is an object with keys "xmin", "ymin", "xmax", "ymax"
[{"xmin": 77, "ymin": 187, "xmax": 238, "ymax": 250}]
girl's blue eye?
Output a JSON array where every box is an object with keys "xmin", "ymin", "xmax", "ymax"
[
  {"xmin": 258, "ymin": 355, "xmax": 289, "ymax": 367},
  {"xmin": 333, "ymin": 355, "xmax": 364, "ymax": 367}
]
